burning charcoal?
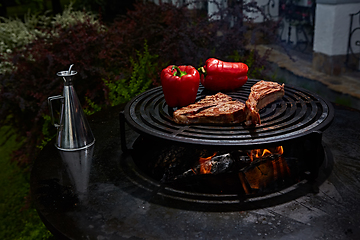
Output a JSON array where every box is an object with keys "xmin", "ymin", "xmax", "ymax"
[
  {"xmin": 247, "ymin": 146, "xmax": 284, "ymax": 162},
  {"xmin": 154, "ymin": 146, "xmax": 199, "ymax": 181},
  {"xmin": 239, "ymin": 156, "xmax": 292, "ymax": 194},
  {"xmin": 166, "ymin": 153, "xmax": 235, "ymax": 182},
  {"xmin": 197, "ymin": 153, "xmax": 234, "ymax": 175},
  {"xmin": 132, "ymin": 135, "xmax": 306, "ymax": 196}
]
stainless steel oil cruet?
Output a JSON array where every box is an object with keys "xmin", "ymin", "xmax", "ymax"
[{"xmin": 48, "ymin": 64, "xmax": 95, "ymax": 151}]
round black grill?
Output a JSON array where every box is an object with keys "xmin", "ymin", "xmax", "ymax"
[{"xmin": 124, "ymin": 79, "xmax": 334, "ymax": 148}]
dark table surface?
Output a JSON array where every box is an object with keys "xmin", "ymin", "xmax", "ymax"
[{"xmin": 31, "ymin": 103, "xmax": 360, "ymax": 240}]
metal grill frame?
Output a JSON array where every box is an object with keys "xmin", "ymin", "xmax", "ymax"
[{"xmin": 120, "ymin": 79, "xmax": 334, "ymax": 150}]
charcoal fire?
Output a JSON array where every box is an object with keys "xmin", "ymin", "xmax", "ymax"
[
  {"xmin": 132, "ymin": 135, "xmax": 305, "ymax": 195},
  {"xmin": 172, "ymin": 152, "xmax": 236, "ymax": 181},
  {"xmin": 247, "ymin": 146, "xmax": 284, "ymax": 162},
  {"xmin": 239, "ymin": 155, "xmax": 291, "ymax": 194},
  {"xmin": 199, "ymin": 153, "xmax": 217, "ymax": 174},
  {"xmin": 157, "ymin": 145, "xmax": 293, "ymax": 195}
]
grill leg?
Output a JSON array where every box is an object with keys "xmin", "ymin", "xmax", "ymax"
[
  {"xmin": 119, "ymin": 111, "xmax": 129, "ymax": 153},
  {"xmin": 304, "ymin": 131, "xmax": 324, "ymax": 193}
]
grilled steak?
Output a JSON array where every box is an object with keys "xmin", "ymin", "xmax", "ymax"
[
  {"xmin": 245, "ymin": 80, "xmax": 285, "ymax": 125},
  {"xmin": 173, "ymin": 93, "xmax": 246, "ymax": 124},
  {"xmin": 173, "ymin": 81, "xmax": 284, "ymax": 126}
]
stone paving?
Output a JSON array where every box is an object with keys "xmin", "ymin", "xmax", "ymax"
[{"xmin": 255, "ymin": 44, "xmax": 360, "ymax": 100}]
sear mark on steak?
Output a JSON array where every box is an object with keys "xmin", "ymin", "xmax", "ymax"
[
  {"xmin": 173, "ymin": 93, "xmax": 246, "ymax": 124},
  {"xmin": 173, "ymin": 81, "xmax": 284, "ymax": 126},
  {"xmin": 245, "ymin": 80, "xmax": 285, "ymax": 126}
]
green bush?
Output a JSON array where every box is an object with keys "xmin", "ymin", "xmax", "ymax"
[
  {"xmin": 104, "ymin": 41, "xmax": 161, "ymax": 106},
  {"xmin": 0, "ymin": 125, "xmax": 53, "ymax": 240},
  {"xmin": 0, "ymin": 2, "xmax": 108, "ymax": 165},
  {"xmin": 0, "ymin": 2, "xmax": 102, "ymax": 74}
]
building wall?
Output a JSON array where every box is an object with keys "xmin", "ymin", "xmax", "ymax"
[
  {"xmin": 313, "ymin": 2, "xmax": 360, "ymax": 56},
  {"xmin": 312, "ymin": 0, "xmax": 360, "ymax": 74}
]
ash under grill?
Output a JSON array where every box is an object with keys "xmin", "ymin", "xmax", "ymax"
[{"xmin": 121, "ymin": 79, "xmax": 334, "ymax": 150}]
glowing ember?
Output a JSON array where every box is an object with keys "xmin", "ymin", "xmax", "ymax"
[
  {"xmin": 247, "ymin": 146, "xmax": 284, "ymax": 161},
  {"xmin": 199, "ymin": 152, "xmax": 217, "ymax": 174},
  {"xmin": 239, "ymin": 155, "xmax": 291, "ymax": 194}
]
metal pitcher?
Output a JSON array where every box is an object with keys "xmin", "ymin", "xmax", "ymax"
[{"xmin": 48, "ymin": 65, "xmax": 95, "ymax": 151}]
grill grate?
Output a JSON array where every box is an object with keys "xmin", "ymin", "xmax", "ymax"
[{"xmin": 123, "ymin": 79, "xmax": 334, "ymax": 149}]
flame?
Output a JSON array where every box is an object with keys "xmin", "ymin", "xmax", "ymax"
[
  {"xmin": 247, "ymin": 146, "xmax": 284, "ymax": 161},
  {"xmin": 239, "ymin": 155, "xmax": 291, "ymax": 194},
  {"xmin": 199, "ymin": 152, "xmax": 217, "ymax": 174}
]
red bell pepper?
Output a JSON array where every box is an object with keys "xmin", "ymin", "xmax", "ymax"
[
  {"xmin": 161, "ymin": 65, "xmax": 200, "ymax": 108},
  {"xmin": 199, "ymin": 58, "xmax": 248, "ymax": 91}
]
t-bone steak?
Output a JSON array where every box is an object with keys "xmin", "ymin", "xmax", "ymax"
[
  {"xmin": 172, "ymin": 81, "xmax": 284, "ymax": 126},
  {"xmin": 245, "ymin": 80, "xmax": 285, "ymax": 125},
  {"xmin": 173, "ymin": 93, "xmax": 246, "ymax": 125}
]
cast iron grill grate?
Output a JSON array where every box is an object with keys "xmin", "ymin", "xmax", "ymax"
[{"xmin": 122, "ymin": 79, "xmax": 334, "ymax": 149}]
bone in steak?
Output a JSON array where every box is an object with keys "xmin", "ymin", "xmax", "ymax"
[
  {"xmin": 173, "ymin": 93, "xmax": 246, "ymax": 125},
  {"xmin": 245, "ymin": 80, "xmax": 285, "ymax": 125},
  {"xmin": 173, "ymin": 81, "xmax": 284, "ymax": 125}
]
